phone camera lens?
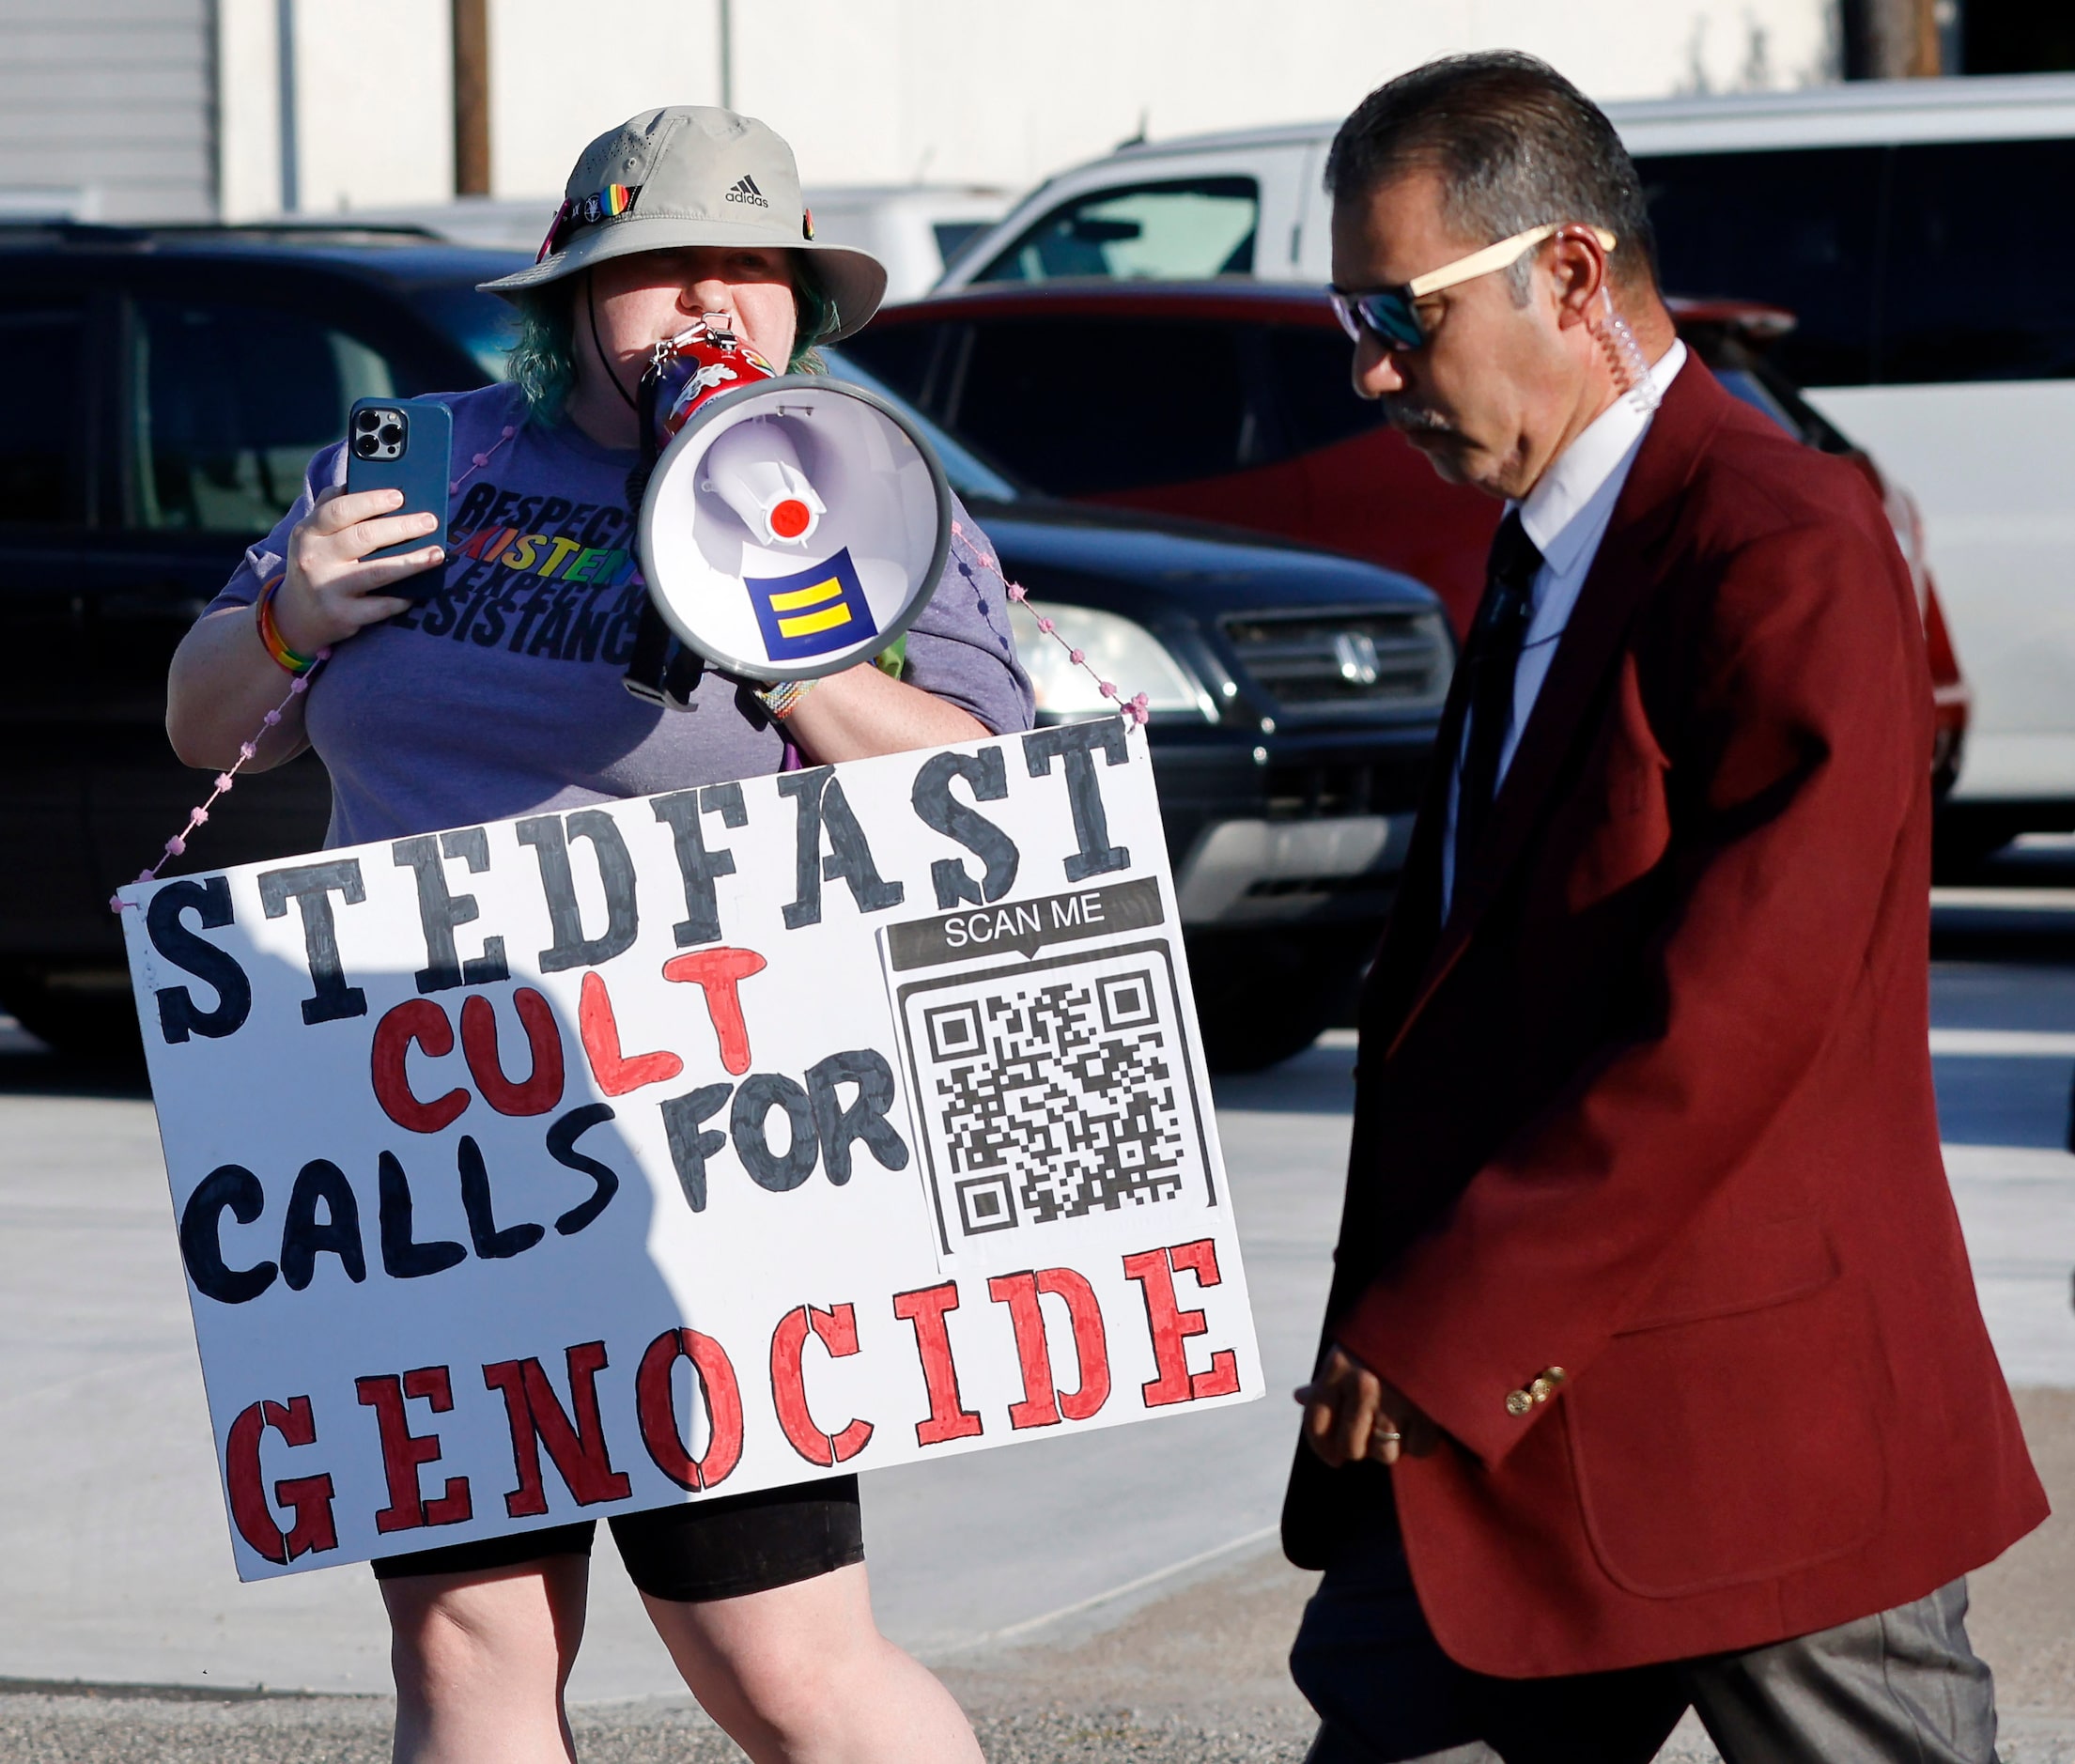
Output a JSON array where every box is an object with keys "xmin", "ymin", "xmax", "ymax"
[
  {"xmin": 354, "ymin": 410, "xmax": 380, "ymax": 433},
  {"xmin": 353, "ymin": 434, "xmax": 380, "ymax": 458},
  {"xmin": 379, "ymin": 423, "xmax": 403, "ymax": 447}
]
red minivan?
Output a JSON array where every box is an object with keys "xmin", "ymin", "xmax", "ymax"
[{"xmin": 844, "ymin": 280, "xmax": 1969, "ymax": 794}]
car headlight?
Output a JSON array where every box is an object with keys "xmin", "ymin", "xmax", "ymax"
[{"xmin": 1007, "ymin": 600, "xmax": 1213, "ymax": 721}]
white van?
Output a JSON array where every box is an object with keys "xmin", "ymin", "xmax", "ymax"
[{"xmin": 937, "ymin": 74, "xmax": 2075, "ymax": 843}]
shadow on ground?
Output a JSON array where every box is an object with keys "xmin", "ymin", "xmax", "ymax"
[{"xmin": 10, "ymin": 1385, "xmax": 2074, "ymax": 1764}]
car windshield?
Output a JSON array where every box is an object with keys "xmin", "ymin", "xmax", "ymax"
[
  {"xmin": 974, "ymin": 178, "xmax": 1260, "ymax": 284},
  {"xmin": 405, "ymin": 280, "xmax": 1022, "ymax": 504},
  {"xmin": 822, "ymin": 346, "xmax": 1021, "ymax": 503}
]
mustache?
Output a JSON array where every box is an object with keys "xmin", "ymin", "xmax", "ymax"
[{"xmin": 1381, "ymin": 398, "xmax": 1454, "ymax": 436}]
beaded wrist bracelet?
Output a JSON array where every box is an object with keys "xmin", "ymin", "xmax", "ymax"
[
  {"xmin": 752, "ymin": 677, "xmax": 816, "ymax": 721},
  {"xmin": 256, "ymin": 574, "xmax": 319, "ymax": 675},
  {"xmin": 752, "ymin": 633, "xmax": 910, "ymax": 721}
]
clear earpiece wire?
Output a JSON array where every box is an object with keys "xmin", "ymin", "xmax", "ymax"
[{"xmin": 1596, "ymin": 286, "xmax": 1660, "ymax": 414}]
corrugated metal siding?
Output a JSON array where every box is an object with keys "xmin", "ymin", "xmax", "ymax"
[{"xmin": 0, "ymin": 0, "xmax": 214, "ymax": 221}]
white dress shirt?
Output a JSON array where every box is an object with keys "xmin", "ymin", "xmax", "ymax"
[{"xmin": 1440, "ymin": 340, "xmax": 1688, "ymax": 916}]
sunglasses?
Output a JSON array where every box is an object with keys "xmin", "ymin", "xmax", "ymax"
[{"xmin": 1328, "ymin": 224, "xmax": 1618, "ymax": 350}]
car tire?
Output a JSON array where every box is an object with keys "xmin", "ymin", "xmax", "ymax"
[
  {"xmin": 0, "ymin": 963, "xmax": 143, "ymax": 1060},
  {"xmin": 1186, "ymin": 927, "xmax": 1374, "ymax": 1074}
]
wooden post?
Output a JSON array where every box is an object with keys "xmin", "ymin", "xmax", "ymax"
[
  {"xmin": 1907, "ymin": 0, "xmax": 1944, "ymax": 75},
  {"xmin": 1842, "ymin": 0, "xmax": 1945, "ymax": 78},
  {"xmin": 453, "ymin": 0, "xmax": 490, "ymax": 196}
]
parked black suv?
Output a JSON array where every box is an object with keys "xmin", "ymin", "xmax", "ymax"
[{"xmin": 0, "ymin": 223, "xmax": 1450, "ymax": 1070}]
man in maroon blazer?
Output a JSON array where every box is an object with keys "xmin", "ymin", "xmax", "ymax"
[{"xmin": 1285, "ymin": 52, "xmax": 2046, "ymax": 1764}]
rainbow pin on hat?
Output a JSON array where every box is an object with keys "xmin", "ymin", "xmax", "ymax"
[{"xmin": 478, "ymin": 107, "xmax": 888, "ymax": 343}]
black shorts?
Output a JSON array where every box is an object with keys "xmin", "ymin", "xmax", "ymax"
[{"xmin": 369, "ymin": 1476, "xmax": 863, "ymax": 1603}]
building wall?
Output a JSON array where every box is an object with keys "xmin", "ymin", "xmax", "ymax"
[
  {"xmin": 184, "ymin": 0, "xmax": 1844, "ymax": 222},
  {"xmin": 726, "ymin": 0, "xmax": 1835, "ymax": 196},
  {"xmin": 217, "ymin": 0, "xmax": 453, "ymax": 219},
  {"xmin": 0, "ymin": 0, "xmax": 214, "ymax": 222},
  {"xmin": 289, "ymin": 0, "xmax": 453, "ymax": 213},
  {"xmin": 485, "ymin": 0, "xmax": 725, "ymax": 202},
  {"xmin": 215, "ymin": 0, "xmax": 281, "ymax": 221}
]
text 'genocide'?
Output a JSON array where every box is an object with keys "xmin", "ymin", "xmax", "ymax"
[{"xmin": 227, "ymin": 1237, "xmax": 1243, "ymax": 1564}]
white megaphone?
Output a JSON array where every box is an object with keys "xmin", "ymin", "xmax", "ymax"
[
  {"xmin": 638, "ymin": 375, "xmax": 952, "ymax": 683},
  {"xmin": 700, "ymin": 418, "xmax": 827, "ymax": 547}
]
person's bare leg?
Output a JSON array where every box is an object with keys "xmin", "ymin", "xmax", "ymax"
[
  {"xmin": 380, "ymin": 1555, "xmax": 590, "ymax": 1764},
  {"xmin": 643, "ymin": 1562, "xmax": 980, "ymax": 1764}
]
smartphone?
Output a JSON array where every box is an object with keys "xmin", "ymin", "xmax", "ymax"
[{"xmin": 343, "ymin": 396, "xmax": 453, "ymax": 598}]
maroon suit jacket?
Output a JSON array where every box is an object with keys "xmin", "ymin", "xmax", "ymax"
[{"xmin": 1281, "ymin": 358, "xmax": 2046, "ymax": 1679}]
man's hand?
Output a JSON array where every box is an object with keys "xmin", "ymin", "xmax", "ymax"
[{"xmin": 1294, "ymin": 1342, "xmax": 1437, "ymax": 1466}]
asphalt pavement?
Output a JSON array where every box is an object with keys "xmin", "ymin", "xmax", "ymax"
[{"xmin": 6, "ymin": 861, "xmax": 2075, "ymax": 1762}]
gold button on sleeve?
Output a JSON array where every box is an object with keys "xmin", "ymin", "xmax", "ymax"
[
  {"xmin": 1528, "ymin": 1376, "xmax": 1554, "ymax": 1403},
  {"xmin": 1505, "ymin": 1389, "xmax": 1533, "ymax": 1416}
]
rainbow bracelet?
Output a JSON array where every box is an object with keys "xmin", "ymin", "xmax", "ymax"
[
  {"xmin": 752, "ymin": 677, "xmax": 816, "ymax": 721},
  {"xmin": 256, "ymin": 575, "xmax": 319, "ymax": 675},
  {"xmin": 753, "ymin": 635, "xmax": 906, "ymax": 721}
]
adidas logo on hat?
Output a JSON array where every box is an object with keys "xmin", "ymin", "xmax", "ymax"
[{"xmin": 724, "ymin": 173, "xmax": 768, "ymax": 209}]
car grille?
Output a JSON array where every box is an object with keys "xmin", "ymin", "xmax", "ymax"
[
  {"xmin": 1221, "ymin": 610, "xmax": 1452, "ymax": 719},
  {"xmin": 1264, "ymin": 757, "xmax": 1433, "ymax": 819}
]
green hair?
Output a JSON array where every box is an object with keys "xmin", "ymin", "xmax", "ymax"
[
  {"xmin": 505, "ymin": 255, "xmax": 843, "ymax": 423},
  {"xmin": 507, "ymin": 284, "xmax": 577, "ymax": 419}
]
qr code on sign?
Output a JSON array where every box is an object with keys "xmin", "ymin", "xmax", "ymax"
[{"xmin": 895, "ymin": 942, "xmax": 1214, "ymax": 1246}]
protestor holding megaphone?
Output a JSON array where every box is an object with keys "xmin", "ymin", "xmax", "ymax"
[{"xmin": 166, "ymin": 107, "xmax": 1026, "ymax": 1764}]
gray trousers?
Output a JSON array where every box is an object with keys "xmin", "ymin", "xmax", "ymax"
[{"xmin": 1291, "ymin": 1520, "xmax": 1996, "ymax": 1764}]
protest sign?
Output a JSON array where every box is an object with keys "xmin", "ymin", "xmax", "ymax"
[{"xmin": 117, "ymin": 718, "xmax": 1261, "ymax": 1580}]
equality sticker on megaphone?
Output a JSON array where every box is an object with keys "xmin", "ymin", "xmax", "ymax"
[{"xmin": 639, "ymin": 374, "xmax": 952, "ymax": 682}]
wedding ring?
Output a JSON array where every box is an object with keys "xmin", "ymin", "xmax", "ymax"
[{"xmin": 1374, "ymin": 1427, "xmax": 1402, "ymax": 1446}]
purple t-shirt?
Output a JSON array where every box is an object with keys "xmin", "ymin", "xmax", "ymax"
[{"xmin": 208, "ymin": 380, "xmax": 1033, "ymax": 848}]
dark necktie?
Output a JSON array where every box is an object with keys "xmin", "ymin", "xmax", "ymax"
[{"xmin": 1452, "ymin": 510, "xmax": 1543, "ymax": 886}]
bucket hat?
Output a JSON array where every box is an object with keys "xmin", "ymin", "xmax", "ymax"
[{"xmin": 478, "ymin": 107, "xmax": 887, "ymax": 342}]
